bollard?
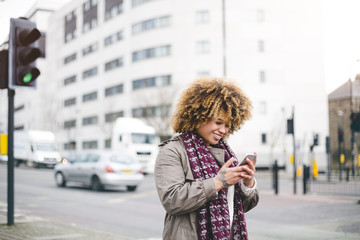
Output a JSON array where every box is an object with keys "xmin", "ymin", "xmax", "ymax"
[
  {"xmin": 273, "ymin": 160, "xmax": 279, "ymax": 195},
  {"xmin": 346, "ymin": 167, "xmax": 350, "ymax": 182},
  {"xmin": 303, "ymin": 165, "xmax": 310, "ymax": 194}
]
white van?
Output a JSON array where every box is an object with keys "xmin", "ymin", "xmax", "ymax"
[
  {"xmin": 111, "ymin": 118, "xmax": 159, "ymax": 174},
  {"xmin": 14, "ymin": 130, "xmax": 62, "ymax": 168}
]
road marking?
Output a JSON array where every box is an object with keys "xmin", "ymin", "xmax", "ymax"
[{"xmin": 108, "ymin": 190, "xmax": 157, "ymax": 204}]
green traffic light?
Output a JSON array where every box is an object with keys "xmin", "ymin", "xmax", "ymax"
[{"xmin": 23, "ymin": 73, "xmax": 32, "ymax": 83}]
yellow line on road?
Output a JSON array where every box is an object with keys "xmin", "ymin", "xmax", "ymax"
[{"xmin": 107, "ymin": 190, "xmax": 157, "ymax": 204}]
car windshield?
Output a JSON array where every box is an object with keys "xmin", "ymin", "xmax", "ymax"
[
  {"xmin": 131, "ymin": 133, "xmax": 156, "ymax": 144},
  {"xmin": 109, "ymin": 154, "xmax": 136, "ymax": 164},
  {"xmin": 34, "ymin": 144, "xmax": 57, "ymax": 152}
]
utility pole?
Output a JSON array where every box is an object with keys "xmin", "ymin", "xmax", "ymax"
[{"xmin": 222, "ymin": 0, "xmax": 227, "ymax": 77}]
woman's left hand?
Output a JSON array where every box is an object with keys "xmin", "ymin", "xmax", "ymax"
[{"xmin": 238, "ymin": 154, "xmax": 257, "ymax": 188}]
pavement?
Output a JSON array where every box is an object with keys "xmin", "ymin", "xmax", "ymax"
[{"xmin": 0, "ymin": 172, "xmax": 359, "ymax": 240}]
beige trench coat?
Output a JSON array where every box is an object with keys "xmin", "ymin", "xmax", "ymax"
[{"xmin": 155, "ymin": 136, "xmax": 259, "ymax": 240}]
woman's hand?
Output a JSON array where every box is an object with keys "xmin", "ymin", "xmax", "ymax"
[
  {"xmin": 238, "ymin": 154, "xmax": 257, "ymax": 188},
  {"xmin": 214, "ymin": 158, "xmax": 244, "ymax": 192}
]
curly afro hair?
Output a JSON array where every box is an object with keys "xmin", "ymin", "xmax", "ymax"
[{"xmin": 171, "ymin": 77, "xmax": 252, "ymax": 136}]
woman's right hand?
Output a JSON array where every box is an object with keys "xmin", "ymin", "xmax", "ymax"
[{"xmin": 214, "ymin": 158, "xmax": 244, "ymax": 192}]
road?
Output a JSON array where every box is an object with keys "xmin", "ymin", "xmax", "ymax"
[
  {"xmin": 0, "ymin": 163, "xmax": 359, "ymax": 240},
  {"xmin": 0, "ymin": 164, "xmax": 165, "ymax": 239}
]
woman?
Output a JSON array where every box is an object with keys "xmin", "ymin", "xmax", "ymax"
[{"xmin": 155, "ymin": 77, "xmax": 259, "ymax": 240}]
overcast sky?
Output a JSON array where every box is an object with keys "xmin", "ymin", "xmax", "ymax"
[{"xmin": 1, "ymin": 0, "xmax": 360, "ymax": 94}]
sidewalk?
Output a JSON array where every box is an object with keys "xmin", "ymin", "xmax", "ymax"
[{"xmin": 0, "ymin": 208, "xmax": 132, "ymax": 240}]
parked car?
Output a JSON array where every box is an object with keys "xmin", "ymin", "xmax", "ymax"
[{"xmin": 54, "ymin": 151, "xmax": 144, "ymax": 191}]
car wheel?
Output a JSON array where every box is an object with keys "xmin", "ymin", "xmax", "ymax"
[
  {"xmin": 127, "ymin": 185, "xmax": 137, "ymax": 192},
  {"xmin": 91, "ymin": 176, "xmax": 103, "ymax": 191},
  {"xmin": 55, "ymin": 172, "xmax": 66, "ymax": 187}
]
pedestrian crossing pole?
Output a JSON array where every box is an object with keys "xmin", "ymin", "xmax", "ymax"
[
  {"xmin": 287, "ymin": 106, "xmax": 296, "ymax": 194},
  {"xmin": 7, "ymin": 88, "xmax": 15, "ymax": 226}
]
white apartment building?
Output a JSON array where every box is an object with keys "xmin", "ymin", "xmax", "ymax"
[{"xmin": 3, "ymin": 0, "xmax": 329, "ymax": 170}]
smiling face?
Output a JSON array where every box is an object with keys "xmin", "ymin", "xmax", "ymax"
[{"xmin": 196, "ymin": 114, "xmax": 230, "ymax": 146}]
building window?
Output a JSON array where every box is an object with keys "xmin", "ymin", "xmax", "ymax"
[
  {"xmin": 105, "ymin": 111, "xmax": 124, "ymax": 122},
  {"xmin": 132, "ymin": 105, "xmax": 171, "ymax": 118},
  {"xmin": 196, "ymin": 40, "xmax": 210, "ymax": 54},
  {"xmin": 257, "ymin": 9, "xmax": 265, "ymax": 22},
  {"xmin": 259, "ymin": 101, "xmax": 267, "ymax": 114},
  {"xmin": 83, "ymin": 42, "xmax": 98, "ymax": 56},
  {"xmin": 83, "ymin": 91, "xmax": 97, "ymax": 102},
  {"xmin": 196, "ymin": 10, "xmax": 210, "ymax": 23},
  {"xmin": 15, "ymin": 125, "xmax": 24, "ymax": 131},
  {"xmin": 64, "ymin": 141, "xmax": 76, "ymax": 150},
  {"xmin": 64, "ymin": 97, "xmax": 76, "ymax": 107},
  {"xmin": 64, "ymin": 75, "xmax": 76, "ymax": 86},
  {"xmin": 105, "ymin": 0, "xmax": 123, "ymax": 21},
  {"xmin": 132, "ymin": 75, "xmax": 171, "ymax": 90},
  {"xmin": 104, "ymin": 139, "xmax": 111, "ymax": 149},
  {"xmin": 82, "ymin": 140, "xmax": 98, "ymax": 149},
  {"xmin": 132, "ymin": 45, "xmax": 171, "ymax": 62},
  {"xmin": 64, "ymin": 53, "xmax": 77, "ymax": 64},
  {"xmin": 82, "ymin": 66, "xmax": 98, "ymax": 79},
  {"xmin": 132, "ymin": 0, "xmax": 152, "ymax": 7},
  {"xmin": 261, "ymin": 133, "xmax": 267, "ymax": 144},
  {"xmin": 197, "ymin": 71, "xmax": 210, "ymax": 77},
  {"xmin": 64, "ymin": 10, "xmax": 77, "ymax": 43},
  {"xmin": 64, "ymin": 120, "xmax": 76, "ymax": 129},
  {"xmin": 15, "ymin": 104, "xmax": 25, "ymax": 112},
  {"xmin": 83, "ymin": 0, "xmax": 98, "ymax": 33},
  {"xmin": 260, "ymin": 71, "xmax": 265, "ymax": 83},
  {"xmin": 132, "ymin": 16, "xmax": 171, "ymax": 35},
  {"xmin": 258, "ymin": 40, "xmax": 264, "ymax": 52},
  {"xmin": 104, "ymin": 57, "xmax": 123, "ymax": 71},
  {"xmin": 104, "ymin": 30, "xmax": 123, "ymax": 46},
  {"xmin": 82, "ymin": 116, "xmax": 98, "ymax": 126},
  {"xmin": 105, "ymin": 84, "xmax": 123, "ymax": 97}
]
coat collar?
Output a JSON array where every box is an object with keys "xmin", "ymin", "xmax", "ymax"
[{"xmin": 209, "ymin": 147, "xmax": 225, "ymax": 167}]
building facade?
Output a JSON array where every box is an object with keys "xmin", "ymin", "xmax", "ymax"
[
  {"xmin": 328, "ymin": 74, "xmax": 360, "ymax": 171},
  {"xmin": 2, "ymin": 0, "xmax": 329, "ymax": 170}
]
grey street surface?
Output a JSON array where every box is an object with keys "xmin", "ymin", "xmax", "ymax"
[{"xmin": 0, "ymin": 163, "xmax": 359, "ymax": 240}]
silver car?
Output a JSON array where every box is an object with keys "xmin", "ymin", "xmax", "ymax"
[{"xmin": 54, "ymin": 151, "xmax": 144, "ymax": 191}]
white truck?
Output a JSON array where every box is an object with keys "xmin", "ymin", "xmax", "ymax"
[
  {"xmin": 14, "ymin": 130, "xmax": 62, "ymax": 168},
  {"xmin": 111, "ymin": 117, "xmax": 160, "ymax": 174}
]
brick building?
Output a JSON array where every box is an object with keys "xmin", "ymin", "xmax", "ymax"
[{"xmin": 328, "ymin": 74, "xmax": 360, "ymax": 170}]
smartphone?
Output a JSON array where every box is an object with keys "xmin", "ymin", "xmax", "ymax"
[{"xmin": 237, "ymin": 153, "xmax": 256, "ymax": 166}]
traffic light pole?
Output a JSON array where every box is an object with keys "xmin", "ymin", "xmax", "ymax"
[
  {"xmin": 291, "ymin": 107, "xmax": 296, "ymax": 194},
  {"xmin": 338, "ymin": 128, "xmax": 342, "ymax": 181},
  {"xmin": 350, "ymin": 80, "xmax": 355, "ymax": 177},
  {"xmin": 7, "ymin": 88, "xmax": 15, "ymax": 226}
]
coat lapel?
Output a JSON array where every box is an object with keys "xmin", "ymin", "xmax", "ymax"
[{"xmin": 209, "ymin": 147, "xmax": 225, "ymax": 167}]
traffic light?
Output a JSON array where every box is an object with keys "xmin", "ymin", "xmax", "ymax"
[
  {"xmin": 8, "ymin": 18, "xmax": 41, "ymax": 89},
  {"xmin": 287, "ymin": 118, "xmax": 294, "ymax": 134},
  {"xmin": 338, "ymin": 128, "xmax": 344, "ymax": 142},
  {"xmin": 313, "ymin": 134, "xmax": 319, "ymax": 146},
  {"xmin": 350, "ymin": 112, "xmax": 360, "ymax": 132},
  {"xmin": 0, "ymin": 50, "xmax": 8, "ymax": 89}
]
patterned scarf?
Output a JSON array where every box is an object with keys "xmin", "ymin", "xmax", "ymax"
[{"xmin": 182, "ymin": 132, "xmax": 248, "ymax": 240}]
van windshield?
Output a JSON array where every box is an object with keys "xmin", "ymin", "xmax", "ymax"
[
  {"xmin": 34, "ymin": 144, "xmax": 57, "ymax": 152},
  {"xmin": 131, "ymin": 133, "xmax": 156, "ymax": 144}
]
